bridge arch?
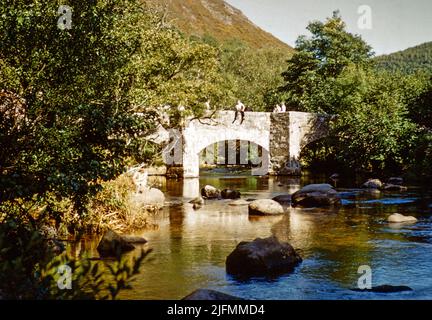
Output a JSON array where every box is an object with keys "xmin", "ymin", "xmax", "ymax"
[
  {"xmin": 162, "ymin": 110, "xmax": 330, "ymax": 178},
  {"xmin": 182, "ymin": 111, "xmax": 271, "ymax": 177}
]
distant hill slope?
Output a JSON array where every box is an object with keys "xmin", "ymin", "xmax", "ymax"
[
  {"xmin": 375, "ymin": 42, "xmax": 432, "ymax": 74},
  {"xmin": 146, "ymin": 0, "xmax": 293, "ymax": 51}
]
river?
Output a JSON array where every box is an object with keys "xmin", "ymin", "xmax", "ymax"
[{"xmin": 88, "ymin": 169, "xmax": 432, "ymax": 300}]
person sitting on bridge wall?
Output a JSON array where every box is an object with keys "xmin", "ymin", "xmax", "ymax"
[
  {"xmin": 273, "ymin": 102, "xmax": 287, "ymax": 113},
  {"xmin": 232, "ymin": 100, "xmax": 246, "ymax": 124}
]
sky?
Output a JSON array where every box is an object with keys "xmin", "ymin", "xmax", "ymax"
[{"xmin": 225, "ymin": 0, "xmax": 432, "ymax": 55}]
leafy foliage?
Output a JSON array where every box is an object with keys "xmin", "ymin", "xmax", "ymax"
[
  {"xmin": 0, "ymin": 0, "xmax": 223, "ymax": 211},
  {"xmin": 280, "ymin": 11, "xmax": 373, "ymax": 114},
  {"xmin": 375, "ymin": 42, "xmax": 432, "ymax": 74},
  {"xmin": 279, "ymin": 11, "xmax": 428, "ymax": 174},
  {"xmin": 0, "ymin": 206, "xmax": 150, "ymax": 299}
]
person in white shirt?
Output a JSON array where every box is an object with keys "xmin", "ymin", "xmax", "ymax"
[
  {"xmin": 232, "ymin": 100, "xmax": 246, "ymax": 124},
  {"xmin": 205, "ymin": 100, "xmax": 211, "ymax": 110},
  {"xmin": 280, "ymin": 102, "xmax": 286, "ymax": 112},
  {"xmin": 273, "ymin": 104, "xmax": 281, "ymax": 113}
]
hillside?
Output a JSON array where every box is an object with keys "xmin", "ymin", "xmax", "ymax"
[
  {"xmin": 145, "ymin": 0, "xmax": 293, "ymax": 50},
  {"xmin": 375, "ymin": 42, "xmax": 432, "ymax": 74}
]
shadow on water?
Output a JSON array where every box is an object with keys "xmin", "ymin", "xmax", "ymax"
[{"xmin": 79, "ymin": 169, "xmax": 432, "ymax": 300}]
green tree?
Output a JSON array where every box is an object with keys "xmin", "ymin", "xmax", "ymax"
[
  {"xmin": 218, "ymin": 40, "xmax": 291, "ymax": 111},
  {"xmin": 280, "ymin": 12, "xmax": 420, "ymax": 173},
  {"xmin": 0, "ymin": 0, "xmax": 223, "ymax": 211},
  {"xmin": 280, "ymin": 11, "xmax": 373, "ymax": 113},
  {"xmin": 330, "ymin": 69, "xmax": 418, "ymax": 173}
]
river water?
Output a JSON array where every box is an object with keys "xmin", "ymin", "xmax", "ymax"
[{"xmin": 98, "ymin": 170, "xmax": 432, "ymax": 300}]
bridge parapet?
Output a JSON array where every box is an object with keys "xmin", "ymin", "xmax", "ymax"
[{"xmin": 165, "ymin": 110, "xmax": 329, "ymax": 178}]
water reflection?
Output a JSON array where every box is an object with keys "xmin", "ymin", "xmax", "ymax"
[{"xmin": 109, "ymin": 173, "xmax": 432, "ymax": 299}]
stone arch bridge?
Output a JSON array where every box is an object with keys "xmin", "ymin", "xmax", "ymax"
[{"xmin": 162, "ymin": 111, "xmax": 330, "ymax": 178}]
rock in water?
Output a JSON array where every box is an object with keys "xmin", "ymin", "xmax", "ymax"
[
  {"xmin": 387, "ymin": 177, "xmax": 404, "ymax": 185},
  {"xmin": 352, "ymin": 285, "xmax": 413, "ymax": 293},
  {"xmin": 248, "ymin": 199, "xmax": 284, "ymax": 216},
  {"xmin": 387, "ymin": 213, "xmax": 417, "ymax": 223},
  {"xmin": 121, "ymin": 235, "xmax": 147, "ymax": 244},
  {"xmin": 97, "ymin": 229, "xmax": 135, "ymax": 257},
  {"xmin": 189, "ymin": 197, "xmax": 204, "ymax": 205},
  {"xmin": 383, "ymin": 184, "xmax": 408, "ymax": 192},
  {"xmin": 182, "ymin": 289, "xmax": 243, "ymax": 300},
  {"xmin": 362, "ymin": 179, "xmax": 383, "ymax": 189},
  {"xmin": 291, "ymin": 184, "xmax": 341, "ymax": 207},
  {"xmin": 221, "ymin": 189, "xmax": 241, "ymax": 199},
  {"xmin": 226, "ymin": 236, "xmax": 302, "ymax": 277},
  {"xmin": 201, "ymin": 185, "xmax": 220, "ymax": 199},
  {"xmin": 272, "ymin": 194, "xmax": 292, "ymax": 205}
]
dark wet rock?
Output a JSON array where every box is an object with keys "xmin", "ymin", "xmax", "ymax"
[
  {"xmin": 291, "ymin": 184, "xmax": 341, "ymax": 207},
  {"xmin": 387, "ymin": 213, "xmax": 417, "ymax": 223},
  {"xmin": 189, "ymin": 197, "xmax": 204, "ymax": 205},
  {"xmin": 277, "ymin": 182, "xmax": 284, "ymax": 187},
  {"xmin": 193, "ymin": 203, "xmax": 202, "ymax": 210},
  {"xmin": 97, "ymin": 229, "xmax": 135, "ymax": 257},
  {"xmin": 226, "ymin": 236, "xmax": 302, "ymax": 277},
  {"xmin": 362, "ymin": 179, "xmax": 383, "ymax": 189},
  {"xmin": 272, "ymin": 194, "xmax": 292, "ymax": 205},
  {"xmin": 248, "ymin": 199, "xmax": 284, "ymax": 216},
  {"xmin": 387, "ymin": 177, "xmax": 404, "ymax": 185},
  {"xmin": 182, "ymin": 289, "xmax": 243, "ymax": 300},
  {"xmin": 121, "ymin": 235, "xmax": 148, "ymax": 244},
  {"xmin": 352, "ymin": 285, "xmax": 413, "ymax": 293},
  {"xmin": 246, "ymin": 198, "xmax": 256, "ymax": 202},
  {"xmin": 201, "ymin": 185, "xmax": 221, "ymax": 199},
  {"xmin": 383, "ymin": 184, "xmax": 408, "ymax": 192},
  {"xmin": 221, "ymin": 189, "xmax": 241, "ymax": 199}
]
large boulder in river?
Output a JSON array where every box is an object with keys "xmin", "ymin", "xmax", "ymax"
[
  {"xmin": 201, "ymin": 185, "xmax": 220, "ymax": 199},
  {"xmin": 362, "ymin": 179, "xmax": 383, "ymax": 189},
  {"xmin": 97, "ymin": 229, "xmax": 135, "ymax": 257},
  {"xmin": 221, "ymin": 189, "xmax": 241, "ymax": 199},
  {"xmin": 387, "ymin": 213, "xmax": 417, "ymax": 223},
  {"xmin": 272, "ymin": 194, "xmax": 292, "ymax": 205},
  {"xmin": 182, "ymin": 289, "xmax": 243, "ymax": 300},
  {"xmin": 291, "ymin": 184, "xmax": 341, "ymax": 207},
  {"xmin": 226, "ymin": 236, "xmax": 302, "ymax": 277},
  {"xmin": 248, "ymin": 199, "xmax": 284, "ymax": 216}
]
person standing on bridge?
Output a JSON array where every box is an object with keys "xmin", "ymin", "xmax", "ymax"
[{"xmin": 232, "ymin": 100, "xmax": 246, "ymax": 125}]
